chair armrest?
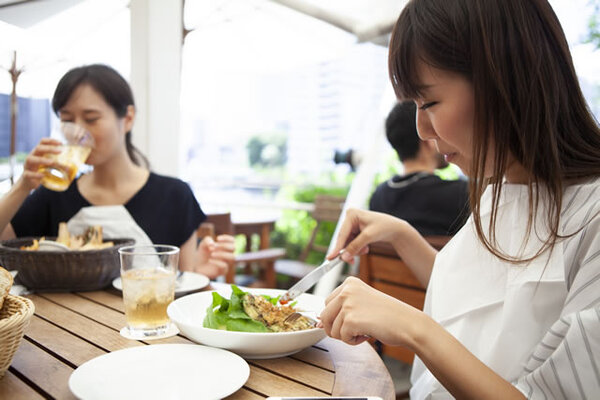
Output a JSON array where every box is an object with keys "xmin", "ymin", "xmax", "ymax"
[{"xmin": 235, "ymin": 248, "xmax": 286, "ymax": 263}]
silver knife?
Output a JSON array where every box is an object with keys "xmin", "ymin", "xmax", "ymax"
[{"xmin": 280, "ymin": 250, "xmax": 345, "ymax": 302}]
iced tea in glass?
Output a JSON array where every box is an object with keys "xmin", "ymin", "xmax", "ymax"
[
  {"xmin": 38, "ymin": 122, "xmax": 94, "ymax": 191},
  {"xmin": 119, "ymin": 245, "xmax": 179, "ymax": 339}
]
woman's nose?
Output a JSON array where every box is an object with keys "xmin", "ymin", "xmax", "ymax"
[
  {"xmin": 416, "ymin": 109, "xmax": 435, "ymax": 140},
  {"xmin": 73, "ymin": 117, "xmax": 85, "ymax": 127}
]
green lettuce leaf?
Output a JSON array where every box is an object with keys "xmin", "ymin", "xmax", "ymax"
[
  {"xmin": 260, "ymin": 294, "xmax": 281, "ymax": 305},
  {"xmin": 203, "ymin": 285, "xmax": 270, "ymax": 332}
]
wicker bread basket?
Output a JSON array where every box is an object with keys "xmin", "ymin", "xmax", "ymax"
[
  {"xmin": 0, "ymin": 238, "xmax": 134, "ymax": 292},
  {"xmin": 0, "ymin": 267, "xmax": 12, "ymax": 310},
  {"xmin": 0, "ymin": 295, "xmax": 35, "ymax": 378}
]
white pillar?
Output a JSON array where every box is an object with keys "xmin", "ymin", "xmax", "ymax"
[{"xmin": 129, "ymin": 0, "xmax": 182, "ymax": 177}]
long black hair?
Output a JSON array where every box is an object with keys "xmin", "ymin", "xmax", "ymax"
[
  {"xmin": 52, "ymin": 64, "xmax": 149, "ymax": 168},
  {"xmin": 389, "ymin": 0, "xmax": 600, "ymax": 262}
]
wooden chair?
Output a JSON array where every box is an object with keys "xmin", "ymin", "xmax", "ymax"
[
  {"xmin": 274, "ymin": 194, "xmax": 346, "ymax": 287},
  {"xmin": 359, "ymin": 236, "xmax": 451, "ymax": 364},
  {"xmin": 198, "ymin": 212, "xmax": 286, "ymax": 287}
]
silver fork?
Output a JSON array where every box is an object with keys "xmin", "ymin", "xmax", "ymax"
[{"xmin": 284, "ymin": 311, "xmax": 318, "ymax": 324}]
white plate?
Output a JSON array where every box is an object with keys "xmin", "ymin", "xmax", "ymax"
[
  {"xmin": 167, "ymin": 287, "xmax": 327, "ymax": 359},
  {"xmin": 69, "ymin": 344, "xmax": 249, "ymax": 400},
  {"xmin": 112, "ymin": 272, "xmax": 210, "ymax": 296}
]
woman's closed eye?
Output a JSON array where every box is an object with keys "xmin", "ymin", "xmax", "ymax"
[{"xmin": 419, "ymin": 101, "xmax": 438, "ymax": 110}]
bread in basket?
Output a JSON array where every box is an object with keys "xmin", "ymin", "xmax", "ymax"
[
  {"xmin": 0, "ymin": 238, "xmax": 134, "ymax": 292},
  {"xmin": 0, "ymin": 266, "xmax": 12, "ymax": 310}
]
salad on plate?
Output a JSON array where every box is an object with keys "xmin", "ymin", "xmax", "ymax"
[{"xmin": 203, "ymin": 285, "xmax": 315, "ymax": 333}]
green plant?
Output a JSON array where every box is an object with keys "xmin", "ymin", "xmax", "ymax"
[
  {"xmin": 270, "ymin": 182, "xmax": 350, "ymax": 264},
  {"xmin": 586, "ymin": 0, "xmax": 600, "ymax": 48},
  {"xmin": 246, "ymin": 133, "xmax": 287, "ymax": 168}
]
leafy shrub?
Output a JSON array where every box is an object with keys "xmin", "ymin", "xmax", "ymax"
[{"xmin": 271, "ymin": 184, "xmax": 349, "ymax": 264}]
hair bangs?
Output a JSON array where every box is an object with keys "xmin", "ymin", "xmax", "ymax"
[{"xmin": 388, "ymin": 8, "xmax": 422, "ymax": 101}]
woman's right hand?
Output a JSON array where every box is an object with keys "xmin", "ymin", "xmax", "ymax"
[
  {"xmin": 18, "ymin": 138, "xmax": 62, "ymax": 191},
  {"xmin": 328, "ymin": 208, "xmax": 407, "ymax": 263}
]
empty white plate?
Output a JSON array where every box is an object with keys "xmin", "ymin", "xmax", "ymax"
[
  {"xmin": 69, "ymin": 344, "xmax": 249, "ymax": 400},
  {"xmin": 112, "ymin": 271, "xmax": 210, "ymax": 296}
]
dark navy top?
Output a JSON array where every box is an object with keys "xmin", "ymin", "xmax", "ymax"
[
  {"xmin": 369, "ymin": 172, "xmax": 470, "ymax": 236},
  {"xmin": 11, "ymin": 172, "xmax": 205, "ymax": 247}
]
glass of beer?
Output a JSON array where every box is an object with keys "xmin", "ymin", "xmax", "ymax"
[
  {"xmin": 118, "ymin": 245, "xmax": 179, "ymax": 339},
  {"xmin": 38, "ymin": 122, "xmax": 95, "ymax": 191}
]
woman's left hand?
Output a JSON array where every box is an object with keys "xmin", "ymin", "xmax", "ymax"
[
  {"xmin": 318, "ymin": 276, "xmax": 424, "ymax": 348},
  {"xmin": 196, "ymin": 234, "xmax": 235, "ymax": 279}
]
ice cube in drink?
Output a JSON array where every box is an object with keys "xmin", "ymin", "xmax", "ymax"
[{"xmin": 121, "ymin": 268, "xmax": 176, "ymax": 332}]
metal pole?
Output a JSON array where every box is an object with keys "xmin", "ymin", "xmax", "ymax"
[{"xmin": 9, "ymin": 51, "xmax": 22, "ymax": 185}]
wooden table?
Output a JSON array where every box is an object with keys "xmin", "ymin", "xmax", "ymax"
[{"xmin": 0, "ymin": 287, "xmax": 395, "ymax": 399}]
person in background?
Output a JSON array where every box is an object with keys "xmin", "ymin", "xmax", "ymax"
[
  {"xmin": 0, "ymin": 64, "xmax": 233, "ymax": 279},
  {"xmin": 369, "ymin": 101, "xmax": 469, "ymax": 236},
  {"xmin": 319, "ymin": 0, "xmax": 600, "ymax": 398}
]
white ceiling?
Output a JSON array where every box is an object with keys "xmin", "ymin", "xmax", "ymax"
[
  {"xmin": 0, "ymin": 0, "xmax": 84, "ymax": 28},
  {"xmin": 0, "ymin": 0, "xmax": 408, "ymax": 55}
]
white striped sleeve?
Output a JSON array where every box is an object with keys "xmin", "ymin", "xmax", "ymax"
[
  {"xmin": 513, "ymin": 306, "xmax": 600, "ymax": 399},
  {"xmin": 513, "ymin": 200, "xmax": 600, "ymax": 399}
]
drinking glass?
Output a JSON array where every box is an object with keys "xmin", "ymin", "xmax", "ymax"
[
  {"xmin": 118, "ymin": 245, "xmax": 179, "ymax": 339},
  {"xmin": 38, "ymin": 122, "xmax": 95, "ymax": 191}
]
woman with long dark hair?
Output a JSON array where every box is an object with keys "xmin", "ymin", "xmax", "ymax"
[
  {"xmin": 0, "ymin": 64, "xmax": 233, "ymax": 279},
  {"xmin": 319, "ymin": 1, "xmax": 600, "ymax": 398}
]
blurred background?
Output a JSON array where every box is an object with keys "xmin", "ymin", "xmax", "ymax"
[{"xmin": 0, "ymin": 0, "xmax": 599, "ymax": 260}]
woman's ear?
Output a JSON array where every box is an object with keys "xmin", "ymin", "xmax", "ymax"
[
  {"xmin": 123, "ymin": 105, "xmax": 135, "ymax": 133},
  {"xmin": 421, "ymin": 139, "xmax": 437, "ymax": 154}
]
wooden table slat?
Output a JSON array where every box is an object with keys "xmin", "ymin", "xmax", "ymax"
[
  {"xmin": 245, "ymin": 365, "xmax": 330, "ymax": 397},
  {"xmin": 76, "ymin": 290, "xmax": 125, "ymax": 312},
  {"xmin": 25, "ymin": 316, "xmax": 106, "ymax": 367},
  {"xmin": 39, "ymin": 292, "xmax": 127, "ymax": 331},
  {"xmin": 29, "ymin": 295, "xmax": 143, "ymax": 352},
  {"xmin": 291, "ymin": 346, "xmax": 334, "ymax": 371},
  {"xmin": 0, "ymin": 370, "xmax": 44, "ymax": 400},
  {"xmin": 250, "ymin": 357, "xmax": 334, "ymax": 393},
  {"xmin": 49, "ymin": 292, "xmax": 194, "ymax": 346},
  {"xmin": 325, "ymin": 338, "xmax": 396, "ymax": 399},
  {"xmin": 10, "ymin": 339, "xmax": 76, "ymax": 400},
  {"xmin": 145, "ymin": 335, "xmax": 194, "ymax": 345},
  {"xmin": 224, "ymin": 387, "xmax": 265, "ymax": 400}
]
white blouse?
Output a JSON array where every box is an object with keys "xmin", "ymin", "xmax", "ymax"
[{"xmin": 410, "ymin": 178, "xmax": 600, "ymax": 399}]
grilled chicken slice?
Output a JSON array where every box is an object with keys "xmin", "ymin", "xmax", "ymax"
[{"xmin": 242, "ymin": 293, "xmax": 314, "ymax": 332}]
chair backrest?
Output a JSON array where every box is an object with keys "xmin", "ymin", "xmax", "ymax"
[
  {"xmin": 299, "ymin": 194, "xmax": 345, "ymax": 261},
  {"xmin": 358, "ymin": 236, "xmax": 451, "ymax": 363},
  {"xmin": 198, "ymin": 212, "xmax": 287, "ymax": 286},
  {"xmin": 312, "ymin": 194, "xmax": 345, "ymax": 222},
  {"xmin": 198, "ymin": 212, "xmax": 235, "ymax": 238}
]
